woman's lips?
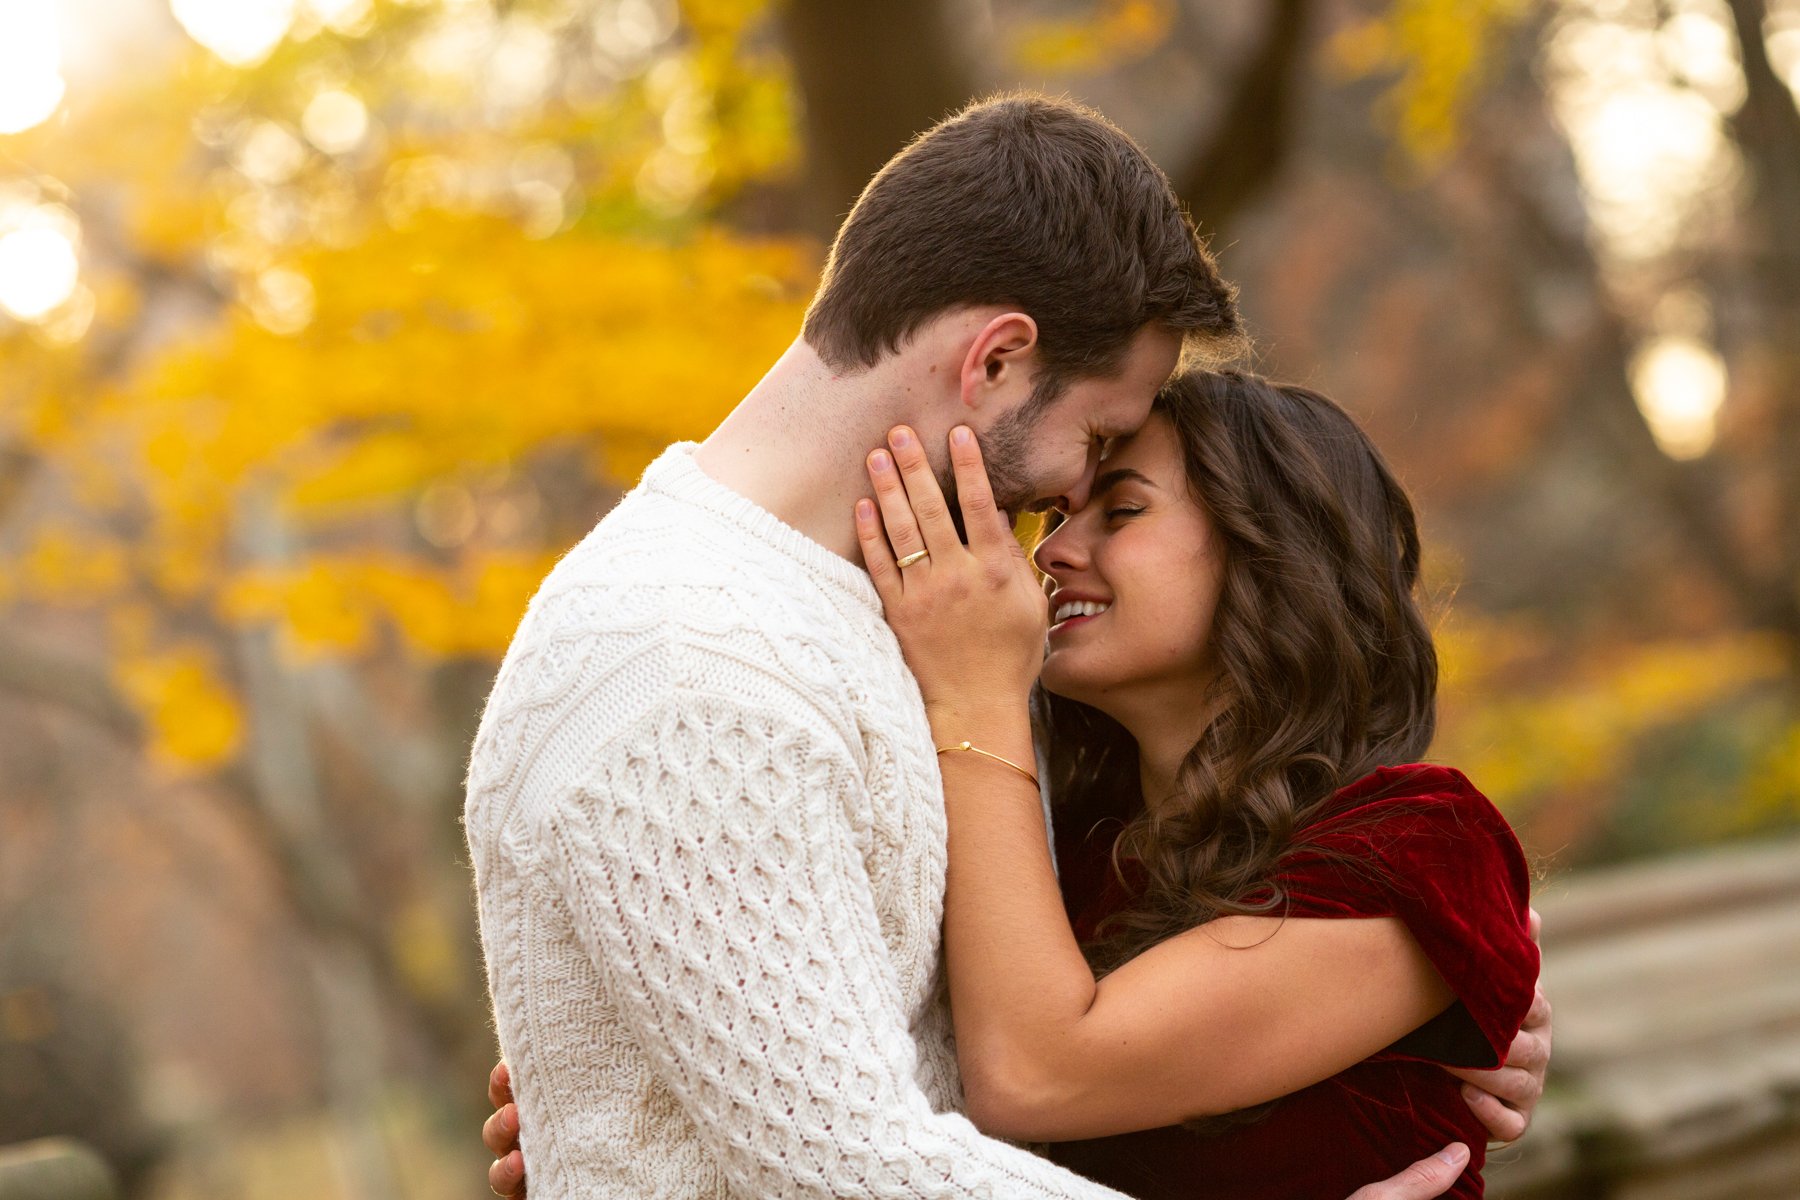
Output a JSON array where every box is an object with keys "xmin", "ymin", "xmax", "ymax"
[{"xmin": 1048, "ymin": 609, "xmax": 1105, "ymax": 637}]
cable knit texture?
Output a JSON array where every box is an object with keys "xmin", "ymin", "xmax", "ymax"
[{"xmin": 464, "ymin": 444, "xmax": 1127, "ymax": 1198}]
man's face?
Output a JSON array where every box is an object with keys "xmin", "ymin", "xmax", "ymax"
[{"xmin": 962, "ymin": 324, "xmax": 1183, "ymax": 521}]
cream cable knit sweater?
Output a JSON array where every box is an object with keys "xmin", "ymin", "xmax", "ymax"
[{"xmin": 464, "ymin": 444, "xmax": 1128, "ymax": 1199}]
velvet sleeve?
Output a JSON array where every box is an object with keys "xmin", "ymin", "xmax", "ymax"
[{"xmin": 1267, "ymin": 763, "xmax": 1539, "ymax": 1069}]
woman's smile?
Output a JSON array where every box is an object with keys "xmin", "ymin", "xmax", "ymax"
[{"xmin": 1049, "ymin": 595, "xmax": 1112, "ymax": 635}]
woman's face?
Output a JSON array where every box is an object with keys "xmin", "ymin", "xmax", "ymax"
[{"xmin": 1033, "ymin": 411, "xmax": 1225, "ymax": 717}]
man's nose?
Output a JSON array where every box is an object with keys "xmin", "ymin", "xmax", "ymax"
[{"xmin": 1055, "ymin": 456, "xmax": 1100, "ymax": 515}]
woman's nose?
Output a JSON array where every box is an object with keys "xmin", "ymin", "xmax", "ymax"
[{"xmin": 1032, "ymin": 519, "xmax": 1088, "ymax": 577}]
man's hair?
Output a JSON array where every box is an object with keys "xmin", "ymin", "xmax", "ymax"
[{"xmin": 801, "ymin": 93, "xmax": 1245, "ymax": 403}]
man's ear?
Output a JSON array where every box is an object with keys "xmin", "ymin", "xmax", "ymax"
[{"xmin": 958, "ymin": 312, "xmax": 1039, "ymax": 412}]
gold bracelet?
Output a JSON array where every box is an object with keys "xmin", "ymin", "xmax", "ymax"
[{"xmin": 934, "ymin": 740, "xmax": 1040, "ymax": 790}]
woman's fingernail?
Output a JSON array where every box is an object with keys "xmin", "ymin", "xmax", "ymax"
[
  {"xmin": 870, "ymin": 450, "xmax": 891, "ymax": 471},
  {"xmin": 856, "ymin": 499, "xmax": 873, "ymax": 519},
  {"xmin": 890, "ymin": 427, "xmax": 912, "ymax": 449},
  {"xmin": 952, "ymin": 426, "xmax": 972, "ymax": 446}
]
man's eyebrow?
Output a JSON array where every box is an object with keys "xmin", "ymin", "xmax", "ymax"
[{"xmin": 1093, "ymin": 467, "xmax": 1156, "ymax": 495}]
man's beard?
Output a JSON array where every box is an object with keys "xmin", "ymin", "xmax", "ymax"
[{"xmin": 939, "ymin": 402, "xmax": 1037, "ymax": 542}]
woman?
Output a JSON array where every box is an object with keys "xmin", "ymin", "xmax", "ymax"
[{"xmin": 846, "ymin": 369, "xmax": 1537, "ymax": 1198}]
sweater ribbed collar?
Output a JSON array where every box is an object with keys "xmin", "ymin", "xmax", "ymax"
[{"xmin": 641, "ymin": 442, "xmax": 881, "ymax": 611}]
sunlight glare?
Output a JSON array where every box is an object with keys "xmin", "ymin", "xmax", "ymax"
[
  {"xmin": 1631, "ymin": 335, "xmax": 1728, "ymax": 459},
  {"xmin": 247, "ymin": 265, "xmax": 315, "ymax": 335},
  {"xmin": 1548, "ymin": 4, "xmax": 1739, "ymax": 261},
  {"xmin": 1657, "ymin": 3, "xmax": 1744, "ymax": 108},
  {"xmin": 0, "ymin": 213, "xmax": 80, "ymax": 322},
  {"xmin": 170, "ymin": 0, "xmax": 295, "ymax": 67},
  {"xmin": 302, "ymin": 0, "xmax": 371, "ymax": 33},
  {"xmin": 0, "ymin": 0, "xmax": 67, "ymax": 134},
  {"xmin": 1770, "ymin": 26, "xmax": 1800, "ymax": 103},
  {"xmin": 1559, "ymin": 83, "xmax": 1727, "ymax": 258},
  {"xmin": 302, "ymin": 89, "xmax": 370, "ymax": 154}
]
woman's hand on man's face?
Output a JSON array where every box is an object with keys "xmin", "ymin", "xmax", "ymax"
[{"xmin": 855, "ymin": 425, "xmax": 1048, "ymax": 719}]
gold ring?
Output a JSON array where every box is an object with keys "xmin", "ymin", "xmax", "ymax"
[{"xmin": 895, "ymin": 549, "xmax": 930, "ymax": 569}]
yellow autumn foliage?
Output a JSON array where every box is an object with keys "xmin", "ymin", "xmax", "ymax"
[
  {"xmin": 0, "ymin": 1, "xmax": 813, "ymax": 770},
  {"xmin": 1012, "ymin": 0, "xmax": 1177, "ymax": 74},
  {"xmin": 19, "ymin": 217, "xmax": 813, "ymax": 707},
  {"xmin": 111, "ymin": 645, "xmax": 245, "ymax": 769},
  {"xmin": 1436, "ymin": 614, "xmax": 1789, "ymax": 811},
  {"xmin": 1734, "ymin": 722, "xmax": 1800, "ymax": 832},
  {"xmin": 1329, "ymin": 0, "xmax": 1535, "ymax": 163}
]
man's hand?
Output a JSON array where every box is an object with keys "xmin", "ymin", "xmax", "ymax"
[
  {"xmin": 1451, "ymin": 907, "xmax": 1552, "ymax": 1143},
  {"xmin": 1346, "ymin": 1144, "xmax": 1470, "ymax": 1199},
  {"xmin": 483, "ymin": 1060, "xmax": 526, "ymax": 1199}
]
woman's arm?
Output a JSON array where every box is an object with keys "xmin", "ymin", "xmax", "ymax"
[{"xmin": 931, "ymin": 708, "xmax": 1451, "ymax": 1141}]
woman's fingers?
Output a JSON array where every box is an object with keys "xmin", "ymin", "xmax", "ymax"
[
  {"xmin": 483, "ymin": 1103, "xmax": 521, "ymax": 1157},
  {"xmin": 488, "ymin": 1060, "xmax": 514, "ymax": 1110},
  {"xmin": 855, "ymin": 497, "xmax": 902, "ymax": 603},
  {"xmin": 883, "ymin": 424, "xmax": 961, "ymax": 558},
  {"xmin": 866, "ymin": 445, "xmax": 929, "ymax": 568},
  {"xmin": 945, "ymin": 425, "xmax": 1015, "ymax": 557},
  {"xmin": 488, "ymin": 1148, "xmax": 526, "ymax": 1198}
]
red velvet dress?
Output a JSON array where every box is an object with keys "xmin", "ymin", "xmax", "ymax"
[{"xmin": 1043, "ymin": 764, "xmax": 1537, "ymax": 1199}]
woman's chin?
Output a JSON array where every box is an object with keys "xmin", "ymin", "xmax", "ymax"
[{"xmin": 1038, "ymin": 660, "xmax": 1100, "ymax": 707}]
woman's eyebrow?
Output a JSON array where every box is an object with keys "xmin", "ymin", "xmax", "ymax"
[{"xmin": 1093, "ymin": 466, "xmax": 1157, "ymax": 495}]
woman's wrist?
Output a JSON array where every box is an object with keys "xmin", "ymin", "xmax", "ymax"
[{"xmin": 925, "ymin": 701, "xmax": 1035, "ymax": 770}]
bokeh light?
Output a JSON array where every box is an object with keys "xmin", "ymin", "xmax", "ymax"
[
  {"xmin": 302, "ymin": 89, "xmax": 371, "ymax": 155},
  {"xmin": 1547, "ymin": 2, "xmax": 1741, "ymax": 261},
  {"xmin": 0, "ymin": 205, "xmax": 81, "ymax": 321},
  {"xmin": 0, "ymin": 0, "xmax": 68, "ymax": 134},
  {"xmin": 1631, "ymin": 334, "xmax": 1729, "ymax": 459},
  {"xmin": 303, "ymin": 0, "xmax": 372, "ymax": 33},
  {"xmin": 170, "ymin": 0, "xmax": 295, "ymax": 67}
]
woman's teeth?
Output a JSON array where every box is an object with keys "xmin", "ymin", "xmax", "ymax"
[{"xmin": 1053, "ymin": 600, "xmax": 1111, "ymax": 623}]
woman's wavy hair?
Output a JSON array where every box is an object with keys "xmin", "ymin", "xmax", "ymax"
[{"xmin": 1034, "ymin": 369, "xmax": 1439, "ymax": 975}]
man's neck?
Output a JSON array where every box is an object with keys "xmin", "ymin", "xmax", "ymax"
[{"xmin": 692, "ymin": 337, "xmax": 923, "ymax": 563}]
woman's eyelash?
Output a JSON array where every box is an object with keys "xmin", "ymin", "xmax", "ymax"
[{"xmin": 1105, "ymin": 506, "xmax": 1144, "ymax": 520}]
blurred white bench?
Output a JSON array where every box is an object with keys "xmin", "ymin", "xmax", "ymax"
[
  {"xmin": 1488, "ymin": 837, "xmax": 1800, "ymax": 1200},
  {"xmin": 0, "ymin": 1138, "xmax": 117, "ymax": 1200}
]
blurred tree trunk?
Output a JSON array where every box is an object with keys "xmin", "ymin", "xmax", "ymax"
[
  {"xmin": 777, "ymin": 0, "xmax": 977, "ymax": 234},
  {"xmin": 1464, "ymin": 111, "xmax": 1800, "ymax": 672},
  {"xmin": 1723, "ymin": 0, "xmax": 1800, "ymax": 634},
  {"xmin": 778, "ymin": 0, "xmax": 1315, "ymax": 242},
  {"xmin": 1171, "ymin": 0, "xmax": 1313, "ymax": 240}
]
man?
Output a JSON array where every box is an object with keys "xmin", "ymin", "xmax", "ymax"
[{"xmin": 465, "ymin": 93, "xmax": 1549, "ymax": 1199}]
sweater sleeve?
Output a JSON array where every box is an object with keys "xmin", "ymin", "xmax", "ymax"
[{"xmin": 537, "ymin": 639, "xmax": 1131, "ymax": 1200}]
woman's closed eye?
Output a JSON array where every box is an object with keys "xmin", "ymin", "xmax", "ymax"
[{"xmin": 1105, "ymin": 506, "xmax": 1145, "ymax": 521}]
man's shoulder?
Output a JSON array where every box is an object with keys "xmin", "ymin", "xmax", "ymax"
[
  {"xmin": 568, "ymin": 482, "xmax": 829, "ymax": 593},
  {"xmin": 485, "ymin": 496, "xmax": 864, "ymax": 740}
]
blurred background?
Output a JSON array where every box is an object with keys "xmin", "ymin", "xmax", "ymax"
[{"xmin": 0, "ymin": 0, "xmax": 1796, "ymax": 1197}]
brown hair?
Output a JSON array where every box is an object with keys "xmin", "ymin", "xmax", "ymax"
[
  {"xmin": 801, "ymin": 93, "xmax": 1244, "ymax": 405},
  {"xmin": 1035, "ymin": 369, "xmax": 1439, "ymax": 974}
]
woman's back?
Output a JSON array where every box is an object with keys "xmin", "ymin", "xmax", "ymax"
[{"xmin": 1046, "ymin": 763, "xmax": 1537, "ymax": 1199}]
